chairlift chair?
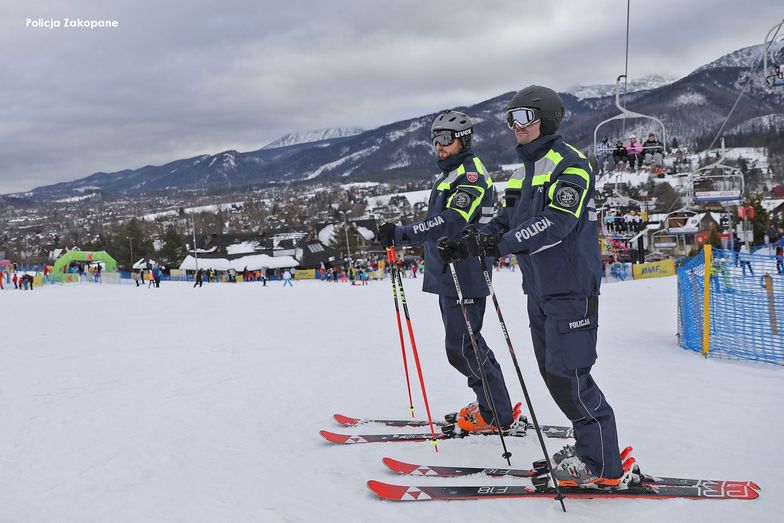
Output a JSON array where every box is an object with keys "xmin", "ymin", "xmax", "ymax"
[
  {"xmin": 689, "ymin": 157, "xmax": 744, "ymax": 204},
  {"xmin": 763, "ymin": 19, "xmax": 784, "ymax": 87},
  {"xmin": 593, "ymin": 75, "xmax": 668, "ymax": 165}
]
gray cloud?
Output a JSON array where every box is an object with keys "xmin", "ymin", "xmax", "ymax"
[{"xmin": 1, "ymin": 0, "xmax": 782, "ymax": 193}]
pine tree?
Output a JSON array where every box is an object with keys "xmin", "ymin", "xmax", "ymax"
[
  {"xmin": 158, "ymin": 226, "xmax": 187, "ymax": 269},
  {"xmin": 328, "ymin": 222, "xmax": 360, "ymax": 258}
]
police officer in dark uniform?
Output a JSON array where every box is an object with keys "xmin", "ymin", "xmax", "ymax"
[
  {"xmin": 444, "ymin": 86, "xmax": 628, "ymax": 488},
  {"xmin": 378, "ymin": 110, "xmax": 515, "ymax": 434}
]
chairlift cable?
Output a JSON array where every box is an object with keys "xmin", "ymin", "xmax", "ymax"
[
  {"xmin": 661, "ymin": 21, "xmax": 782, "ymax": 218},
  {"xmin": 706, "ymin": 19, "xmax": 782, "ymax": 152}
]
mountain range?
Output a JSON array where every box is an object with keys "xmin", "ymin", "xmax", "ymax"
[{"xmin": 23, "ymin": 44, "xmax": 784, "ymax": 199}]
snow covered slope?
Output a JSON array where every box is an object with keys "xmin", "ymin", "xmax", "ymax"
[
  {"xmin": 0, "ymin": 273, "xmax": 779, "ymax": 521},
  {"xmin": 567, "ymin": 73, "xmax": 677, "ymax": 100},
  {"xmin": 262, "ymin": 128, "xmax": 364, "ymax": 150}
]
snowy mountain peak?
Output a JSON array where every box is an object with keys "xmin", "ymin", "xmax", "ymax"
[
  {"xmin": 566, "ymin": 73, "xmax": 677, "ymax": 101},
  {"xmin": 262, "ymin": 128, "xmax": 364, "ymax": 150},
  {"xmin": 692, "ymin": 43, "xmax": 767, "ymax": 74}
]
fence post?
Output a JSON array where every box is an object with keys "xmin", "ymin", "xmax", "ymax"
[
  {"xmin": 765, "ymin": 273, "xmax": 778, "ymax": 335},
  {"xmin": 701, "ymin": 244, "xmax": 712, "ymax": 358}
]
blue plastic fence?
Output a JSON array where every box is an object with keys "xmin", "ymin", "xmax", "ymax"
[{"xmin": 677, "ymin": 246, "xmax": 784, "ymax": 365}]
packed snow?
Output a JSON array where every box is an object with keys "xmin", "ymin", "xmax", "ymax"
[{"xmin": 0, "ymin": 272, "xmax": 780, "ymax": 522}]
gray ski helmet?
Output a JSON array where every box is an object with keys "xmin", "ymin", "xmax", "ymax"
[
  {"xmin": 507, "ymin": 85, "xmax": 564, "ymax": 135},
  {"xmin": 431, "ymin": 110, "xmax": 473, "ymax": 150}
]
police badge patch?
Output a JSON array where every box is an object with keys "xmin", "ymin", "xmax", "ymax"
[
  {"xmin": 452, "ymin": 191, "xmax": 472, "ymax": 209},
  {"xmin": 466, "ymin": 171, "xmax": 479, "ymax": 183},
  {"xmin": 555, "ymin": 186, "xmax": 580, "ymax": 208}
]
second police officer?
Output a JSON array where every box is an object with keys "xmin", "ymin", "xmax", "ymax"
[{"xmin": 378, "ymin": 110, "xmax": 518, "ymax": 435}]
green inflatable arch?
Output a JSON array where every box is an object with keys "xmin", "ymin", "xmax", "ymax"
[{"xmin": 51, "ymin": 250, "xmax": 117, "ymax": 281}]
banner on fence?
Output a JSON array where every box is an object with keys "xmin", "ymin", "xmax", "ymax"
[
  {"xmin": 294, "ymin": 269, "xmax": 316, "ymax": 280},
  {"xmin": 632, "ymin": 258, "xmax": 676, "ymax": 280}
]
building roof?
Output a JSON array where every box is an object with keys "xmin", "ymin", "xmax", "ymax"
[{"xmin": 179, "ymin": 254, "xmax": 298, "ymax": 271}]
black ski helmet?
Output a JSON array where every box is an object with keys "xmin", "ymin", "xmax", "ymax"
[
  {"xmin": 431, "ymin": 110, "xmax": 473, "ymax": 150},
  {"xmin": 507, "ymin": 85, "xmax": 564, "ymax": 135}
]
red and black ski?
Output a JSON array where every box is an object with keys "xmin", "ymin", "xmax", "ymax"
[
  {"xmin": 332, "ymin": 413, "xmax": 574, "ymax": 439},
  {"xmin": 367, "ymin": 479, "xmax": 760, "ymax": 501},
  {"xmin": 333, "ymin": 413, "xmax": 445, "ymax": 428},
  {"xmin": 382, "ymin": 457, "xmax": 539, "ymax": 478},
  {"xmin": 381, "ymin": 457, "xmax": 761, "ymax": 489}
]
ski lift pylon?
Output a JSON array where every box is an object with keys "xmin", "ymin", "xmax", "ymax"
[
  {"xmin": 763, "ymin": 19, "xmax": 784, "ymax": 87},
  {"xmin": 593, "ymin": 75, "xmax": 668, "ymax": 162}
]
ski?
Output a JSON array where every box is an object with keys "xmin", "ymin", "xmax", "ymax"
[
  {"xmin": 382, "ymin": 457, "xmax": 539, "ymax": 477},
  {"xmin": 320, "ymin": 430, "xmax": 448, "ymax": 445},
  {"xmin": 320, "ymin": 425, "xmax": 571, "ymax": 445},
  {"xmin": 332, "ymin": 413, "xmax": 574, "ymax": 439},
  {"xmin": 381, "ymin": 457, "xmax": 761, "ymax": 489},
  {"xmin": 333, "ymin": 413, "xmax": 445, "ymax": 428},
  {"xmin": 367, "ymin": 479, "xmax": 760, "ymax": 501}
]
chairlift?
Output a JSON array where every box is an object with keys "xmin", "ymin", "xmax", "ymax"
[
  {"xmin": 651, "ymin": 231, "xmax": 678, "ymax": 250},
  {"xmin": 689, "ymin": 157, "xmax": 744, "ymax": 203},
  {"xmin": 663, "ymin": 209, "xmax": 698, "ymax": 235},
  {"xmin": 593, "ymin": 75, "xmax": 668, "ymax": 163},
  {"xmin": 763, "ymin": 19, "xmax": 784, "ymax": 87}
]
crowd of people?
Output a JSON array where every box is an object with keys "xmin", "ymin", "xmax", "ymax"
[
  {"xmin": 595, "ymin": 132, "xmax": 666, "ymax": 174},
  {"xmin": 602, "ymin": 209, "xmax": 647, "ymax": 234}
]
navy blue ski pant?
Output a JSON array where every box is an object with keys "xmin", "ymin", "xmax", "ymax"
[
  {"xmin": 527, "ymin": 295, "xmax": 624, "ymax": 479},
  {"xmin": 438, "ymin": 296, "xmax": 514, "ymax": 426}
]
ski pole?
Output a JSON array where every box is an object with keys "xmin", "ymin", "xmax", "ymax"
[
  {"xmin": 390, "ymin": 246, "xmax": 439, "ymax": 452},
  {"xmin": 447, "ymin": 262, "xmax": 512, "ymax": 466},
  {"xmin": 478, "ymin": 252, "xmax": 566, "ymax": 511},
  {"xmin": 386, "ymin": 247, "xmax": 415, "ymax": 418}
]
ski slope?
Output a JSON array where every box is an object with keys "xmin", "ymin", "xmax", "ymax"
[{"xmin": 0, "ymin": 272, "xmax": 780, "ymax": 522}]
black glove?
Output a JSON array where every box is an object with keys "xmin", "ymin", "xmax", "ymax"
[
  {"xmin": 436, "ymin": 236, "xmax": 469, "ymax": 264},
  {"xmin": 378, "ymin": 223, "xmax": 398, "ymax": 248},
  {"xmin": 462, "ymin": 227, "xmax": 502, "ymax": 258}
]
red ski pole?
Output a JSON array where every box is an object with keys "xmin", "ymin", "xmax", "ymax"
[
  {"xmin": 389, "ymin": 246, "xmax": 439, "ymax": 452},
  {"xmin": 386, "ymin": 247, "xmax": 415, "ymax": 418}
]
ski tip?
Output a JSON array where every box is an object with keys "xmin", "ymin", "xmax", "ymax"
[
  {"xmin": 367, "ymin": 480, "xmax": 410, "ymax": 501},
  {"xmin": 750, "ymin": 481, "xmax": 761, "ymax": 491},
  {"xmin": 333, "ymin": 413, "xmax": 360, "ymax": 426},
  {"xmin": 319, "ymin": 430, "xmax": 350, "ymax": 444},
  {"xmin": 382, "ymin": 457, "xmax": 421, "ymax": 475}
]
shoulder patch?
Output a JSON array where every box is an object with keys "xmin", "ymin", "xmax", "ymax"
[
  {"xmin": 452, "ymin": 191, "xmax": 472, "ymax": 209},
  {"xmin": 555, "ymin": 186, "xmax": 580, "ymax": 208},
  {"xmin": 466, "ymin": 171, "xmax": 479, "ymax": 183}
]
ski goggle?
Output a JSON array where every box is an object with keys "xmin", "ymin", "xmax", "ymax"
[
  {"xmin": 506, "ymin": 107, "xmax": 539, "ymax": 129},
  {"xmin": 432, "ymin": 130, "xmax": 456, "ymax": 147}
]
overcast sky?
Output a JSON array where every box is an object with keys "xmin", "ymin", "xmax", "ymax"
[{"xmin": 1, "ymin": 0, "xmax": 782, "ymax": 194}]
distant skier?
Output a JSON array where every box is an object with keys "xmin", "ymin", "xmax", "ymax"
[
  {"xmin": 20, "ymin": 273, "xmax": 34, "ymax": 290},
  {"xmin": 625, "ymin": 134, "xmax": 643, "ymax": 170},
  {"xmin": 612, "ymin": 140, "xmax": 628, "ymax": 171},
  {"xmin": 642, "ymin": 132, "xmax": 664, "ymax": 172},
  {"xmin": 283, "ymin": 269, "xmax": 294, "ymax": 287},
  {"xmin": 194, "ymin": 268, "xmax": 204, "ymax": 288},
  {"xmin": 739, "ymin": 244, "xmax": 754, "ymax": 277}
]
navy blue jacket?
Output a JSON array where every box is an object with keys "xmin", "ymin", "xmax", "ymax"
[
  {"xmin": 482, "ymin": 134, "xmax": 601, "ymax": 299},
  {"xmin": 395, "ymin": 151, "xmax": 495, "ymax": 298}
]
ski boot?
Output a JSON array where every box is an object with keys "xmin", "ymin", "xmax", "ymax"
[
  {"xmin": 444, "ymin": 402, "xmax": 526, "ymax": 437},
  {"xmin": 537, "ymin": 444, "xmax": 640, "ymax": 490},
  {"xmin": 443, "ymin": 401, "xmax": 478, "ymax": 424}
]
